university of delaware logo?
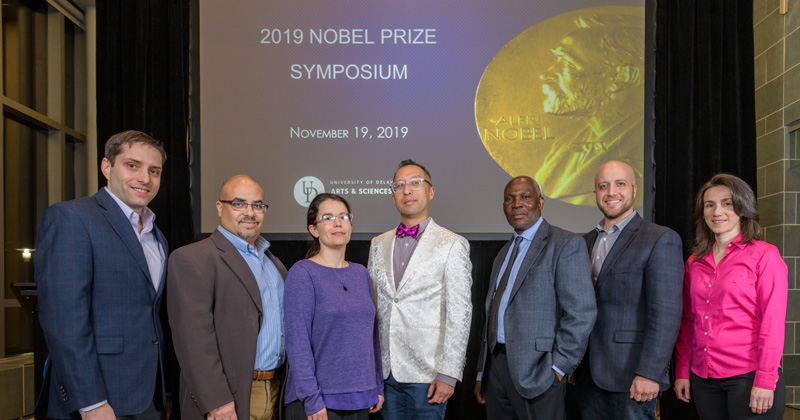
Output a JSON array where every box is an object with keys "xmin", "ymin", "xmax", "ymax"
[{"xmin": 294, "ymin": 176, "xmax": 325, "ymax": 207}]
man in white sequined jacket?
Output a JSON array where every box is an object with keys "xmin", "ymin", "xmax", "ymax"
[{"xmin": 368, "ymin": 159, "xmax": 473, "ymax": 420}]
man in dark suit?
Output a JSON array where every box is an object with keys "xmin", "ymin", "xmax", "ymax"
[
  {"xmin": 474, "ymin": 176, "xmax": 597, "ymax": 420},
  {"xmin": 167, "ymin": 175, "xmax": 287, "ymax": 420},
  {"xmin": 572, "ymin": 160, "xmax": 683, "ymax": 420},
  {"xmin": 36, "ymin": 131, "xmax": 169, "ymax": 420}
]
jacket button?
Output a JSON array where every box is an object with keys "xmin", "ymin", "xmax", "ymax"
[{"xmin": 152, "ymin": 339, "xmax": 159, "ymax": 345}]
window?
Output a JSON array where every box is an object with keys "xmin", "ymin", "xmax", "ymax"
[{"xmin": 1, "ymin": 0, "xmax": 89, "ymax": 358}]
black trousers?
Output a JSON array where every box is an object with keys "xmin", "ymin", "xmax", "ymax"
[
  {"xmin": 485, "ymin": 349, "xmax": 567, "ymax": 420},
  {"xmin": 285, "ymin": 400, "xmax": 369, "ymax": 420},
  {"xmin": 690, "ymin": 370, "xmax": 785, "ymax": 420}
]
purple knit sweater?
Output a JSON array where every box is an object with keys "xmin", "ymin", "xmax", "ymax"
[{"xmin": 284, "ymin": 259, "xmax": 383, "ymax": 414}]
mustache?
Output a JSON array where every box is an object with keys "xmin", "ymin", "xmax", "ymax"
[{"xmin": 239, "ymin": 216, "xmax": 258, "ymax": 222}]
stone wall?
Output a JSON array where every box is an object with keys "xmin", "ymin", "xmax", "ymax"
[{"xmin": 754, "ymin": 0, "xmax": 800, "ymax": 405}]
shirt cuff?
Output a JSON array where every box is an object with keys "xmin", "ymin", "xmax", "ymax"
[
  {"xmin": 435, "ymin": 373, "xmax": 457, "ymax": 387},
  {"xmin": 754, "ymin": 370, "xmax": 780, "ymax": 390},
  {"xmin": 675, "ymin": 361, "xmax": 690, "ymax": 380},
  {"xmin": 303, "ymin": 396, "xmax": 325, "ymax": 418},
  {"xmin": 79, "ymin": 401, "xmax": 108, "ymax": 414},
  {"xmin": 552, "ymin": 365, "xmax": 565, "ymax": 376},
  {"xmin": 476, "ymin": 371, "xmax": 483, "ymax": 381}
]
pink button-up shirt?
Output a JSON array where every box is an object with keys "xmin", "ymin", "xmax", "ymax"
[{"xmin": 675, "ymin": 235, "xmax": 787, "ymax": 390}]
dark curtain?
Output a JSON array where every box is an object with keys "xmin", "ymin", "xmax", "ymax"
[
  {"xmin": 96, "ymin": 0, "xmax": 194, "ymax": 252},
  {"xmin": 96, "ymin": 2, "xmax": 193, "ymax": 417},
  {"xmin": 653, "ymin": 0, "xmax": 757, "ymax": 252},
  {"xmin": 654, "ymin": 2, "xmax": 756, "ymax": 420}
]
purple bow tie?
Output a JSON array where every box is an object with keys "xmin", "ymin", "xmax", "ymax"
[{"xmin": 396, "ymin": 223, "xmax": 420, "ymax": 239}]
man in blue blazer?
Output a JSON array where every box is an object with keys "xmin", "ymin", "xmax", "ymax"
[
  {"xmin": 475, "ymin": 176, "xmax": 596, "ymax": 420},
  {"xmin": 572, "ymin": 160, "xmax": 683, "ymax": 420},
  {"xmin": 35, "ymin": 131, "xmax": 170, "ymax": 420}
]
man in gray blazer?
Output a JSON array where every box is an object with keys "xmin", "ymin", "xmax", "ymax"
[
  {"xmin": 474, "ymin": 176, "xmax": 596, "ymax": 420},
  {"xmin": 572, "ymin": 160, "xmax": 683, "ymax": 420},
  {"xmin": 368, "ymin": 159, "xmax": 472, "ymax": 420},
  {"xmin": 168, "ymin": 175, "xmax": 287, "ymax": 420}
]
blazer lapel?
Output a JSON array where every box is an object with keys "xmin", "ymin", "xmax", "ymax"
[
  {"xmin": 96, "ymin": 189, "xmax": 153, "ymax": 290},
  {"xmin": 507, "ymin": 220, "xmax": 549, "ymax": 303},
  {"xmin": 154, "ymin": 227, "xmax": 169, "ymax": 299},
  {"xmin": 595, "ymin": 214, "xmax": 642, "ymax": 290},
  {"xmin": 396, "ymin": 220, "xmax": 438, "ymax": 293},
  {"xmin": 584, "ymin": 230, "xmax": 598, "ymax": 253},
  {"xmin": 266, "ymin": 250, "xmax": 287, "ymax": 279},
  {"xmin": 380, "ymin": 229, "xmax": 397, "ymax": 296},
  {"xmin": 211, "ymin": 230, "xmax": 264, "ymax": 313}
]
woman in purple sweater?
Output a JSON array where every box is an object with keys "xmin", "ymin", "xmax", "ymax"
[{"xmin": 284, "ymin": 193, "xmax": 384, "ymax": 420}]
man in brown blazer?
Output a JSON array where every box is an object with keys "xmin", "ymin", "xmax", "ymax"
[{"xmin": 167, "ymin": 175, "xmax": 287, "ymax": 420}]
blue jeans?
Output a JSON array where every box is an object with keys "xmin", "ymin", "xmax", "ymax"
[
  {"xmin": 575, "ymin": 373, "xmax": 657, "ymax": 420},
  {"xmin": 380, "ymin": 374, "xmax": 447, "ymax": 420}
]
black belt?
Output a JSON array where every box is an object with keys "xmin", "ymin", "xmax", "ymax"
[{"xmin": 493, "ymin": 343, "xmax": 507, "ymax": 355}]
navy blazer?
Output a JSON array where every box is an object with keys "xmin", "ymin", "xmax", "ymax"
[
  {"xmin": 582, "ymin": 213, "xmax": 683, "ymax": 392},
  {"xmin": 35, "ymin": 188, "xmax": 168, "ymax": 419},
  {"xmin": 478, "ymin": 219, "xmax": 597, "ymax": 399}
]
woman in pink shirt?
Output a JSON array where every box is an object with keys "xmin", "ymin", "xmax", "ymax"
[{"xmin": 674, "ymin": 174, "xmax": 787, "ymax": 419}]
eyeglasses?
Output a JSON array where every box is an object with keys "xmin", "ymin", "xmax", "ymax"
[
  {"xmin": 315, "ymin": 213, "xmax": 354, "ymax": 224},
  {"xmin": 389, "ymin": 178, "xmax": 432, "ymax": 193},
  {"xmin": 219, "ymin": 200, "xmax": 269, "ymax": 213}
]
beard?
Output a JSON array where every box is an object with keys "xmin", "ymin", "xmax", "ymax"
[
  {"xmin": 598, "ymin": 199, "xmax": 634, "ymax": 221},
  {"xmin": 236, "ymin": 216, "xmax": 260, "ymax": 240},
  {"xmin": 542, "ymin": 80, "xmax": 607, "ymax": 117},
  {"xmin": 237, "ymin": 230, "xmax": 257, "ymax": 240}
]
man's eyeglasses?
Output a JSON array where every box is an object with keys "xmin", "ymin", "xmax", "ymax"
[
  {"xmin": 389, "ymin": 178, "xmax": 432, "ymax": 194},
  {"xmin": 315, "ymin": 213, "xmax": 354, "ymax": 224},
  {"xmin": 219, "ymin": 200, "xmax": 269, "ymax": 213}
]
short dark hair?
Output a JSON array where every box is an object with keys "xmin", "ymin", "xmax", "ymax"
[
  {"xmin": 305, "ymin": 193, "xmax": 353, "ymax": 258},
  {"xmin": 104, "ymin": 130, "xmax": 167, "ymax": 165},
  {"xmin": 691, "ymin": 173, "xmax": 762, "ymax": 260},
  {"xmin": 394, "ymin": 159, "xmax": 432, "ymax": 182},
  {"xmin": 508, "ymin": 176, "xmax": 543, "ymax": 198}
]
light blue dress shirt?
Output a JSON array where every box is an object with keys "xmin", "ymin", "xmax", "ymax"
[
  {"xmin": 218, "ymin": 226, "xmax": 285, "ymax": 370},
  {"xmin": 493, "ymin": 217, "xmax": 565, "ymax": 376},
  {"xmin": 105, "ymin": 187, "xmax": 165, "ymax": 290},
  {"xmin": 495, "ymin": 217, "xmax": 542, "ymax": 345}
]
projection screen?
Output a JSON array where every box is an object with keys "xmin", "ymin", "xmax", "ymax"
[{"xmin": 196, "ymin": 0, "xmax": 649, "ymax": 237}]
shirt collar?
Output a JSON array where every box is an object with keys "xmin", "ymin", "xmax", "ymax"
[
  {"xmin": 717, "ymin": 233, "xmax": 746, "ymax": 250},
  {"xmin": 514, "ymin": 216, "xmax": 544, "ymax": 241},
  {"xmin": 595, "ymin": 210, "xmax": 637, "ymax": 234},
  {"xmin": 699, "ymin": 233, "xmax": 747, "ymax": 265},
  {"xmin": 217, "ymin": 225, "xmax": 270, "ymax": 256},
  {"xmin": 104, "ymin": 186, "xmax": 156, "ymax": 233}
]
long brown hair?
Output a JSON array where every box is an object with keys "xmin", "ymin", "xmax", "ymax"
[
  {"xmin": 691, "ymin": 173, "xmax": 762, "ymax": 259},
  {"xmin": 305, "ymin": 193, "xmax": 353, "ymax": 258}
]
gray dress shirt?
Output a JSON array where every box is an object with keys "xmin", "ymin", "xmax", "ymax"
[{"xmin": 590, "ymin": 211, "xmax": 637, "ymax": 285}]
